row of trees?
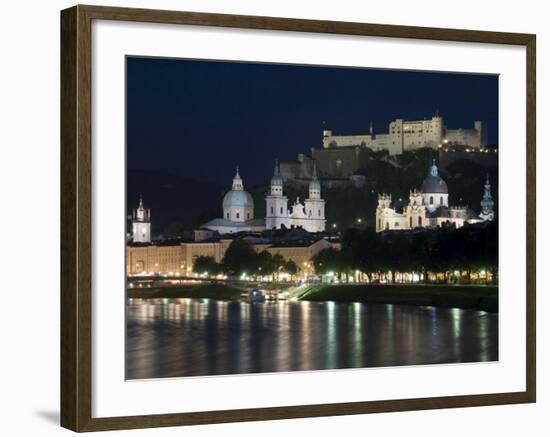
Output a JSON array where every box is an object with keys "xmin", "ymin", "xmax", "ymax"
[
  {"xmin": 193, "ymin": 239, "xmax": 298, "ymax": 280},
  {"xmin": 313, "ymin": 221, "xmax": 498, "ymax": 283}
]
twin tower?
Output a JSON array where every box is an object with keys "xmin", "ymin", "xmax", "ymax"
[{"xmin": 266, "ymin": 160, "xmax": 326, "ymax": 232}]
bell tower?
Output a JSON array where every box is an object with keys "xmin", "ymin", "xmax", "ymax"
[
  {"xmin": 479, "ymin": 174, "xmax": 495, "ymax": 221},
  {"xmin": 265, "ymin": 160, "xmax": 288, "ymax": 229},
  {"xmin": 132, "ymin": 195, "xmax": 151, "ymax": 243},
  {"xmin": 304, "ymin": 162, "xmax": 326, "ymax": 232}
]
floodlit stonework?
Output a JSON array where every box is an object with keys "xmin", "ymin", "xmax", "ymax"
[{"xmin": 265, "ymin": 160, "xmax": 326, "ymax": 233}]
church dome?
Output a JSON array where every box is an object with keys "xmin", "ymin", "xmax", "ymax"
[
  {"xmin": 421, "ymin": 162, "xmax": 448, "ymax": 194},
  {"xmin": 223, "ymin": 190, "xmax": 254, "ymax": 208},
  {"xmin": 223, "ymin": 166, "xmax": 254, "ymax": 208}
]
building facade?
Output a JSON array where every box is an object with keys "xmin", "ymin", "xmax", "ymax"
[
  {"xmin": 375, "ymin": 161, "xmax": 495, "ymax": 232},
  {"xmin": 127, "ymin": 235, "xmax": 336, "ymax": 278},
  {"xmin": 322, "ymin": 115, "xmax": 488, "ymax": 155},
  {"xmin": 265, "ymin": 161, "xmax": 326, "ymax": 232}
]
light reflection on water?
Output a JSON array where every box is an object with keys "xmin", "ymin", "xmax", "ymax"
[{"xmin": 126, "ymin": 298, "xmax": 498, "ymax": 380}]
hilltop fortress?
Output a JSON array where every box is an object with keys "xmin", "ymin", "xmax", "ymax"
[
  {"xmin": 322, "ymin": 115, "xmax": 487, "ymax": 155},
  {"xmin": 280, "ymin": 115, "xmax": 494, "ymax": 182}
]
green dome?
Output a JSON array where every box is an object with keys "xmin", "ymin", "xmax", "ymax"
[
  {"xmin": 223, "ymin": 190, "xmax": 254, "ymax": 208},
  {"xmin": 309, "ymin": 179, "xmax": 321, "ymax": 190}
]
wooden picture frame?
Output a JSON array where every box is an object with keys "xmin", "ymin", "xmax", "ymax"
[{"xmin": 60, "ymin": 4, "xmax": 536, "ymax": 432}]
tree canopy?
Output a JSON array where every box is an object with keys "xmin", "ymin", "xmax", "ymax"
[{"xmin": 314, "ymin": 221, "xmax": 498, "ymax": 283}]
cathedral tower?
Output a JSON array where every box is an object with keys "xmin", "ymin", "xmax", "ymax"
[
  {"xmin": 304, "ymin": 163, "xmax": 326, "ymax": 232},
  {"xmin": 265, "ymin": 160, "xmax": 289, "ymax": 229},
  {"xmin": 132, "ymin": 195, "xmax": 151, "ymax": 243}
]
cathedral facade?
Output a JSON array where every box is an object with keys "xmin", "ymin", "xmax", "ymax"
[
  {"xmin": 201, "ymin": 162, "xmax": 327, "ymax": 235},
  {"xmin": 376, "ymin": 161, "xmax": 494, "ymax": 232},
  {"xmin": 265, "ymin": 161, "xmax": 326, "ymax": 233}
]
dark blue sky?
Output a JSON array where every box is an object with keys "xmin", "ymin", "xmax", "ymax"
[{"xmin": 127, "ymin": 56, "xmax": 498, "ymax": 186}]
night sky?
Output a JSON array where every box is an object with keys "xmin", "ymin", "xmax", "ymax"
[{"xmin": 127, "ymin": 56, "xmax": 498, "ymax": 187}]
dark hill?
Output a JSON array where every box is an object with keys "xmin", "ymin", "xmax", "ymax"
[{"xmin": 127, "ymin": 169, "xmax": 225, "ymax": 237}]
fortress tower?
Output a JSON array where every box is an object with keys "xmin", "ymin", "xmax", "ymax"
[{"xmin": 132, "ymin": 195, "xmax": 151, "ymax": 243}]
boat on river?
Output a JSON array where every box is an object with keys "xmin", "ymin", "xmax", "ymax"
[{"xmin": 247, "ymin": 288, "xmax": 266, "ymax": 303}]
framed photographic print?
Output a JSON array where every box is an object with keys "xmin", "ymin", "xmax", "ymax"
[{"xmin": 60, "ymin": 5, "xmax": 536, "ymax": 432}]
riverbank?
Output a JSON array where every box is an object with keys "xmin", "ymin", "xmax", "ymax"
[
  {"xmin": 127, "ymin": 282, "xmax": 498, "ymax": 312},
  {"xmin": 299, "ymin": 284, "xmax": 498, "ymax": 312},
  {"xmin": 127, "ymin": 283, "xmax": 244, "ymax": 300}
]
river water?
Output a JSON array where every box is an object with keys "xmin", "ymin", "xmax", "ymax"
[{"xmin": 126, "ymin": 298, "xmax": 498, "ymax": 379}]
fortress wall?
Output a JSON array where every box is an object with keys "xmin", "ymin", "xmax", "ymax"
[
  {"xmin": 312, "ymin": 147, "xmax": 365, "ymax": 178},
  {"xmin": 322, "ymin": 134, "xmax": 371, "ymax": 148},
  {"xmin": 438, "ymin": 149, "xmax": 498, "ymax": 170},
  {"xmin": 445, "ymin": 128, "xmax": 483, "ymax": 147},
  {"xmin": 280, "ymin": 155, "xmax": 315, "ymax": 180}
]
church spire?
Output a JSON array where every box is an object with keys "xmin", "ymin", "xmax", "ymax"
[
  {"xmin": 309, "ymin": 161, "xmax": 321, "ymax": 199},
  {"xmin": 273, "ymin": 159, "xmax": 280, "ymax": 177},
  {"xmin": 270, "ymin": 159, "xmax": 283, "ymax": 195},
  {"xmin": 480, "ymin": 174, "xmax": 495, "ymax": 221},
  {"xmin": 429, "ymin": 159, "xmax": 439, "ymax": 177},
  {"xmin": 232, "ymin": 165, "xmax": 243, "ymax": 191}
]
